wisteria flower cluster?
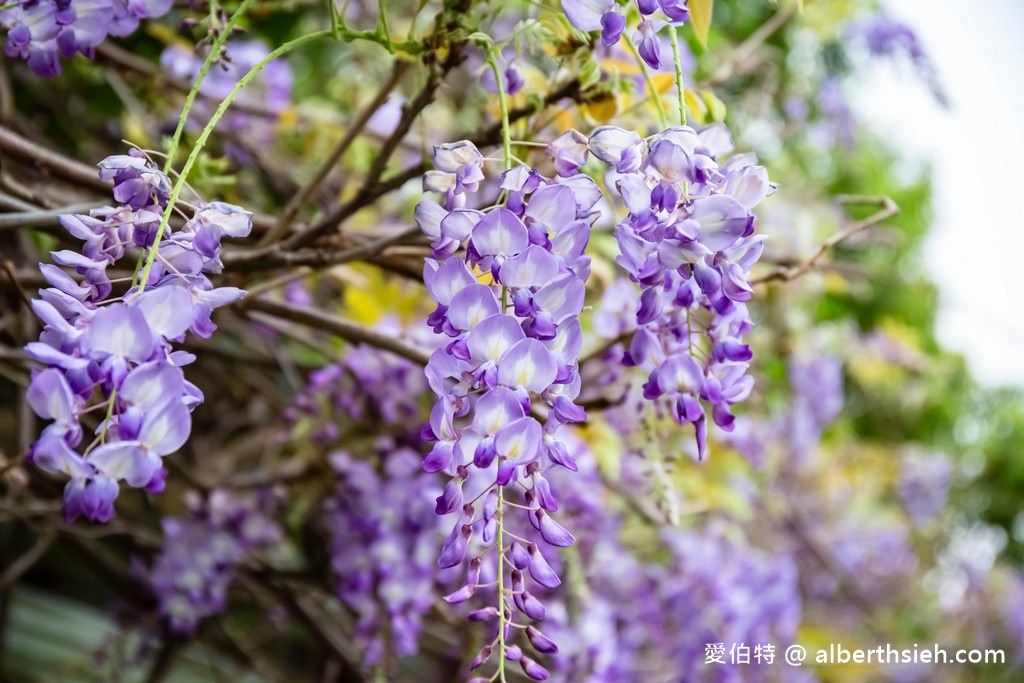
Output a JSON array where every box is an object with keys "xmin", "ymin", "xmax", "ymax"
[
  {"xmin": 139, "ymin": 489, "xmax": 282, "ymax": 634},
  {"xmin": 285, "ymin": 334, "xmax": 428, "ymax": 444},
  {"xmin": 564, "ymin": 123, "xmax": 773, "ymax": 459},
  {"xmin": 286, "ymin": 337, "xmax": 444, "ymax": 665},
  {"xmin": 417, "ymin": 140, "xmax": 601, "ymax": 680},
  {"xmin": 0, "ymin": 0, "xmax": 171, "ymax": 76},
  {"xmin": 561, "ymin": 0, "xmax": 690, "ymax": 69},
  {"xmin": 325, "ymin": 448, "xmax": 442, "ymax": 665},
  {"xmin": 25, "ymin": 150, "xmax": 252, "ymax": 523}
]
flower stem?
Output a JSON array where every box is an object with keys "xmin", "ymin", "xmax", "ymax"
[
  {"xmin": 136, "ymin": 30, "xmax": 332, "ymax": 295},
  {"xmin": 163, "ymin": 0, "xmax": 255, "ymax": 174},
  {"xmin": 98, "ymin": 386, "xmax": 117, "ymax": 446},
  {"xmin": 670, "ymin": 27, "xmax": 687, "ymax": 126},
  {"xmin": 487, "ymin": 49, "xmax": 513, "ymax": 170},
  {"xmin": 625, "ymin": 39, "xmax": 668, "ymax": 129},
  {"xmin": 488, "ymin": 45, "xmax": 513, "ymax": 682}
]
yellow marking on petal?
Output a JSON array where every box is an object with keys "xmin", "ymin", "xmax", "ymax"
[{"xmin": 472, "ymin": 264, "xmax": 495, "ymax": 286}]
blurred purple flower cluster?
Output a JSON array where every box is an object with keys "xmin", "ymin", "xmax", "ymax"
[
  {"xmin": 286, "ymin": 334, "xmax": 428, "ymax": 445},
  {"xmin": 140, "ymin": 489, "xmax": 282, "ymax": 634},
  {"xmin": 326, "ymin": 449, "xmax": 442, "ymax": 665},
  {"xmin": 161, "ymin": 39, "xmax": 294, "ymax": 163},
  {"xmin": 849, "ymin": 12, "xmax": 947, "ymax": 105},
  {"xmin": 286, "ymin": 337, "xmax": 444, "ymax": 664},
  {"xmin": 24, "ymin": 150, "xmax": 252, "ymax": 523},
  {"xmin": 1, "ymin": 0, "xmax": 171, "ymax": 76}
]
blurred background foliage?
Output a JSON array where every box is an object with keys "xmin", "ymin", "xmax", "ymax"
[{"xmin": 1, "ymin": 0, "xmax": 1023, "ymax": 681}]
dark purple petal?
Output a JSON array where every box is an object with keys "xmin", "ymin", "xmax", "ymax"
[
  {"xmin": 535, "ymin": 510, "xmax": 575, "ymax": 547},
  {"xmin": 526, "ymin": 625, "xmax": 559, "ymax": 654},
  {"xmin": 527, "ymin": 543, "xmax": 561, "ymax": 588}
]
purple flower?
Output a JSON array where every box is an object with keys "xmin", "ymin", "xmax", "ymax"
[
  {"xmin": 419, "ymin": 147, "xmax": 600, "ymax": 673},
  {"xmin": 560, "ymin": 0, "xmax": 616, "ymax": 32},
  {"xmin": 139, "ymin": 490, "xmax": 281, "ymax": 634},
  {"xmin": 588, "ymin": 126, "xmax": 647, "ymax": 173},
  {"xmin": 546, "ymin": 129, "xmax": 590, "ymax": 176},
  {"xmin": 586, "ymin": 122, "xmax": 774, "ymax": 459},
  {"xmin": 1, "ymin": 0, "xmax": 173, "ymax": 76},
  {"xmin": 23, "ymin": 150, "xmax": 252, "ymax": 523},
  {"xmin": 899, "ymin": 450, "xmax": 953, "ymax": 526},
  {"xmin": 635, "ymin": 19, "xmax": 665, "ymax": 70}
]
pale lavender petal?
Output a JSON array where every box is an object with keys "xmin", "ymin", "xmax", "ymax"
[
  {"xmin": 498, "ymin": 245, "xmax": 560, "ymax": 288},
  {"xmin": 134, "ymin": 286, "xmax": 194, "ymax": 340},
  {"xmin": 494, "ymin": 417, "xmax": 542, "ymax": 465},
  {"xmin": 466, "ymin": 314, "xmax": 527, "ymax": 364},
  {"xmin": 470, "ymin": 208, "xmax": 529, "ymax": 258},
  {"xmin": 139, "ymin": 400, "xmax": 191, "ymax": 456},
  {"xmin": 448, "ymin": 284, "xmax": 501, "ymax": 331},
  {"xmin": 498, "ymin": 339, "xmax": 558, "ymax": 393},
  {"xmin": 472, "ymin": 387, "xmax": 527, "ymax": 436}
]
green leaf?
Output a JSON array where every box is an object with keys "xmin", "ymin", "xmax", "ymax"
[{"xmin": 690, "ymin": 0, "xmax": 714, "ymax": 47}]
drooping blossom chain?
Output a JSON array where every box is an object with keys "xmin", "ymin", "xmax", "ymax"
[
  {"xmin": 556, "ymin": 123, "xmax": 773, "ymax": 459},
  {"xmin": 139, "ymin": 489, "xmax": 282, "ymax": 634},
  {"xmin": 25, "ymin": 150, "xmax": 252, "ymax": 522},
  {"xmin": 417, "ymin": 126, "xmax": 600, "ymax": 680}
]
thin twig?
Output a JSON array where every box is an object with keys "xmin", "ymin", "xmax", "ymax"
[
  {"xmin": 240, "ymin": 297, "xmax": 430, "ymax": 365},
  {"xmin": 705, "ymin": 4, "xmax": 798, "ymax": 88},
  {"xmin": 0, "ymin": 202, "xmax": 107, "ymax": 230},
  {"xmin": 752, "ymin": 195, "xmax": 898, "ymax": 284},
  {"xmin": 0, "ymin": 528, "xmax": 57, "ymax": 589},
  {"xmin": 0, "ymin": 126, "xmax": 109, "ymax": 192},
  {"xmin": 264, "ymin": 60, "xmax": 411, "ymax": 246}
]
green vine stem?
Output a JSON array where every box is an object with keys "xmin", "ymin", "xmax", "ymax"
[
  {"xmin": 669, "ymin": 27, "xmax": 687, "ymax": 126},
  {"xmin": 163, "ymin": 0, "xmax": 256, "ymax": 174},
  {"xmin": 487, "ymin": 43, "xmax": 512, "ymax": 683},
  {"xmin": 625, "ymin": 39, "xmax": 668, "ymax": 129},
  {"xmin": 137, "ymin": 29, "xmax": 332, "ymax": 295}
]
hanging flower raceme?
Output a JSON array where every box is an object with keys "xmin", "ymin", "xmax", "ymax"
[
  {"xmin": 561, "ymin": 0, "xmax": 690, "ymax": 69},
  {"xmin": 25, "ymin": 149, "xmax": 252, "ymax": 523},
  {"xmin": 0, "ymin": 0, "xmax": 172, "ymax": 77},
  {"xmin": 138, "ymin": 489, "xmax": 282, "ymax": 634},
  {"xmin": 287, "ymin": 336, "xmax": 444, "ymax": 666},
  {"xmin": 577, "ymin": 123, "xmax": 774, "ymax": 459},
  {"xmin": 326, "ymin": 448, "xmax": 443, "ymax": 666},
  {"xmin": 416, "ymin": 141, "xmax": 600, "ymax": 681}
]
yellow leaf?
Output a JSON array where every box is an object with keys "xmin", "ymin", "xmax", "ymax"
[
  {"xmin": 341, "ymin": 265, "xmax": 422, "ymax": 325},
  {"xmin": 699, "ymin": 90, "xmax": 727, "ymax": 122},
  {"xmin": 122, "ymin": 113, "xmax": 148, "ymax": 148},
  {"xmin": 578, "ymin": 421, "xmax": 622, "ymax": 481},
  {"xmin": 472, "ymin": 264, "xmax": 495, "ymax": 286},
  {"xmin": 652, "ymin": 73, "xmax": 676, "ymax": 95},
  {"xmin": 684, "ymin": 89, "xmax": 706, "ymax": 124},
  {"xmin": 582, "ymin": 94, "xmax": 619, "ymax": 122},
  {"xmin": 690, "ymin": 0, "xmax": 714, "ymax": 47},
  {"xmin": 823, "ymin": 271, "xmax": 848, "ymax": 294},
  {"xmin": 600, "ymin": 57, "xmax": 641, "ymax": 75},
  {"xmin": 277, "ymin": 106, "xmax": 299, "ymax": 129}
]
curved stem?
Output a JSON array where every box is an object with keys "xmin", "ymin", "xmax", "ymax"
[
  {"xmin": 487, "ymin": 52, "xmax": 513, "ymax": 170},
  {"xmin": 625, "ymin": 40, "xmax": 668, "ymax": 129},
  {"xmin": 488, "ymin": 45, "xmax": 515, "ymax": 675},
  {"xmin": 163, "ymin": 0, "xmax": 256, "ymax": 173},
  {"xmin": 137, "ymin": 30, "xmax": 332, "ymax": 295},
  {"xmin": 669, "ymin": 27, "xmax": 687, "ymax": 126}
]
